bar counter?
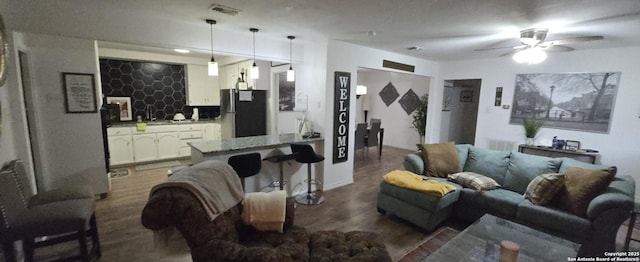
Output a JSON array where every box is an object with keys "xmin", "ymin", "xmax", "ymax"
[{"xmin": 188, "ymin": 133, "xmax": 324, "ymax": 194}]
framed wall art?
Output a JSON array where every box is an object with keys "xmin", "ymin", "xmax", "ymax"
[
  {"xmin": 509, "ymin": 72, "xmax": 621, "ymax": 133},
  {"xmin": 107, "ymin": 96, "xmax": 132, "ymax": 121},
  {"xmin": 62, "ymin": 72, "xmax": 97, "ymax": 113}
]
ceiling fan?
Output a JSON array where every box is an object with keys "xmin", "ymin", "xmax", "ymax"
[{"xmin": 475, "ymin": 28, "xmax": 604, "ymax": 63}]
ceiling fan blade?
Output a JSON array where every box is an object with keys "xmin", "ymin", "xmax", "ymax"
[
  {"xmin": 474, "ymin": 45, "xmax": 526, "ymax": 52},
  {"xmin": 499, "ymin": 49, "xmax": 519, "ymax": 57},
  {"xmin": 543, "ymin": 36, "xmax": 604, "ymax": 46},
  {"xmin": 543, "ymin": 45, "xmax": 574, "ymax": 52}
]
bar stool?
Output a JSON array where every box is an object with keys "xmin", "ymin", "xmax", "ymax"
[
  {"xmin": 263, "ymin": 153, "xmax": 296, "ymax": 191},
  {"xmin": 624, "ymin": 209, "xmax": 640, "ymax": 251},
  {"xmin": 290, "ymin": 143, "xmax": 325, "ymax": 205},
  {"xmin": 228, "ymin": 153, "xmax": 262, "ymax": 190}
]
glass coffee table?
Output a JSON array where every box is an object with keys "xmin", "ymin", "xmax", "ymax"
[{"xmin": 427, "ymin": 214, "xmax": 580, "ymax": 261}]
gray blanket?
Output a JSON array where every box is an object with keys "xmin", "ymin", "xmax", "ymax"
[{"xmin": 150, "ymin": 160, "xmax": 244, "ymax": 221}]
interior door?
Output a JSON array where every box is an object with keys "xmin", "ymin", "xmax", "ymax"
[{"xmin": 18, "ymin": 51, "xmax": 43, "ymax": 190}]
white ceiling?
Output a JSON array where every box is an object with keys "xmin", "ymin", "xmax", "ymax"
[{"xmin": 9, "ymin": 0, "xmax": 640, "ymax": 62}]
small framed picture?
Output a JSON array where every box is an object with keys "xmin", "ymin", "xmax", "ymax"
[
  {"xmin": 460, "ymin": 90, "xmax": 473, "ymax": 103},
  {"xmin": 106, "ymin": 96, "xmax": 132, "ymax": 121},
  {"xmin": 62, "ymin": 73, "xmax": 97, "ymax": 113}
]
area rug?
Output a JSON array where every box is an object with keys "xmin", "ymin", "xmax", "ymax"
[
  {"xmin": 135, "ymin": 160, "xmax": 182, "ymax": 171},
  {"xmin": 398, "ymin": 227, "xmax": 459, "ymax": 262},
  {"xmin": 109, "ymin": 168, "xmax": 130, "ymax": 179}
]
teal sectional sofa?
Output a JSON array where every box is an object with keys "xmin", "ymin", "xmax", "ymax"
[{"xmin": 377, "ymin": 144, "xmax": 636, "ymax": 257}]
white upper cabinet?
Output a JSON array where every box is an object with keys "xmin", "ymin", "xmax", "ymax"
[{"xmin": 186, "ymin": 64, "xmax": 220, "ymax": 106}]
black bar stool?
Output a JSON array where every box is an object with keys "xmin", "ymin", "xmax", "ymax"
[
  {"xmin": 290, "ymin": 143, "xmax": 325, "ymax": 205},
  {"xmin": 228, "ymin": 152, "xmax": 262, "ymax": 190},
  {"xmin": 263, "ymin": 153, "xmax": 296, "ymax": 191}
]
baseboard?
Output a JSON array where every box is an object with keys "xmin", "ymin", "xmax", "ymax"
[{"xmin": 323, "ymin": 178, "xmax": 354, "ymax": 191}]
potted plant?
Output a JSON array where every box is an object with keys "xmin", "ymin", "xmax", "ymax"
[
  {"xmin": 522, "ymin": 117, "xmax": 543, "ymax": 145},
  {"xmin": 412, "ymin": 94, "xmax": 428, "ymax": 142}
]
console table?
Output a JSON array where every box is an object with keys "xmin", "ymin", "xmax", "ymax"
[{"xmin": 518, "ymin": 144, "xmax": 598, "ymax": 164}]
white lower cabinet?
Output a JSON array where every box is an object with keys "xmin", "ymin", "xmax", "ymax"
[
  {"xmin": 156, "ymin": 133, "xmax": 180, "ymax": 159},
  {"xmin": 203, "ymin": 123, "xmax": 221, "ymax": 140},
  {"xmin": 133, "ymin": 132, "xmax": 180, "ymax": 163},
  {"xmin": 107, "ymin": 135, "xmax": 134, "ymax": 166},
  {"xmin": 132, "ymin": 134, "xmax": 158, "ymax": 163},
  {"xmin": 108, "ymin": 122, "xmax": 219, "ymax": 166}
]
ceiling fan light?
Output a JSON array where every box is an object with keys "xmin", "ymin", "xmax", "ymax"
[{"xmin": 512, "ymin": 48, "xmax": 547, "ymax": 64}]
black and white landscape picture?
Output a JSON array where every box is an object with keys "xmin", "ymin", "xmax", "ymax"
[{"xmin": 510, "ymin": 72, "xmax": 621, "ymax": 133}]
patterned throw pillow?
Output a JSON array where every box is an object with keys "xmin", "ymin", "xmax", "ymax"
[
  {"xmin": 448, "ymin": 172, "xmax": 500, "ymax": 191},
  {"xmin": 524, "ymin": 173, "xmax": 565, "ymax": 205}
]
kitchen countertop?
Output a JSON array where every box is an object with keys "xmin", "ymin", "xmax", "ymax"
[
  {"xmin": 188, "ymin": 133, "xmax": 323, "ymax": 155},
  {"xmin": 109, "ymin": 119, "xmax": 220, "ymax": 127}
]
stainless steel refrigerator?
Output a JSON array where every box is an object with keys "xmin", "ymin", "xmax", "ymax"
[{"xmin": 220, "ymin": 89, "xmax": 267, "ymax": 138}]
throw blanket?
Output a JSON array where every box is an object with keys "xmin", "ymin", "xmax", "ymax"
[
  {"xmin": 241, "ymin": 190, "xmax": 286, "ymax": 233},
  {"xmin": 383, "ymin": 170, "xmax": 456, "ymax": 197},
  {"xmin": 150, "ymin": 160, "xmax": 244, "ymax": 221}
]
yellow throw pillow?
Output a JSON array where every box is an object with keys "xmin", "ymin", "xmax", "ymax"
[
  {"xmin": 550, "ymin": 166, "xmax": 616, "ymax": 217},
  {"xmin": 418, "ymin": 142, "xmax": 460, "ymax": 178}
]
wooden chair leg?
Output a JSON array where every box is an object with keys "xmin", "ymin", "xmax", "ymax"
[
  {"xmin": 23, "ymin": 238, "xmax": 35, "ymax": 262},
  {"xmin": 89, "ymin": 214, "xmax": 102, "ymax": 258},
  {"xmin": 78, "ymin": 229, "xmax": 89, "ymax": 262},
  {"xmin": 2, "ymin": 241, "xmax": 17, "ymax": 262}
]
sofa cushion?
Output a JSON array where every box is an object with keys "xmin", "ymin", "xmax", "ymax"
[
  {"xmin": 463, "ymin": 147, "xmax": 510, "ymax": 184},
  {"xmin": 379, "ymin": 180, "xmax": 461, "ymax": 212},
  {"xmin": 517, "ymin": 200, "xmax": 591, "ymax": 240},
  {"xmin": 448, "ymin": 172, "xmax": 500, "ymax": 191},
  {"xmin": 551, "ymin": 166, "xmax": 617, "ymax": 217},
  {"xmin": 524, "ymin": 173, "xmax": 565, "ymax": 205},
  {"xmin": 503, "ymin": 152, "xmax": 563, "ymax": 194},
  {"xmin": 458, "ymin": 188, "xmax": 525, "ymax": 218},
  {"xmin": 455, "ymin": 144, "xmax": 472, "ymax": 171},
  {"xmin": 418, "ymin": 142, "xmax": 460, "ymax": 178}
]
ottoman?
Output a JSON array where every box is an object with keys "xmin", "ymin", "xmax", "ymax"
[
  {"xmin": 376, "ymin": 177, "xmax": 461, "ymax": 231},
  {"xmin": 309, "ymin": 231, "xmax": 391, "ymax": 262}
]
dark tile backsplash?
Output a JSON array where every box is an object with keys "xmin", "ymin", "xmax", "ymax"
[{"xmin": 100, "ymin": 59, "xmax": 219, "ymax": 121}]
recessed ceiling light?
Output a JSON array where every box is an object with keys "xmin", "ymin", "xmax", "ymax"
[
  {"xmin": 174, "ymin": 49, "xmax": 190, "ymax": 53},
  {"xmin": 407, "ymin": 46, "xmax": 422, "ymax": 51}
]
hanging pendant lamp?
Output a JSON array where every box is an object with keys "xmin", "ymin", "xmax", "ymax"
[
  {"xmin": 287, "ymin": 35, "xmax": 295, "ymax": 82},
  {"xmin": 206, "ymin": 19, "xmax": 218, "ymax": 76},
  {"xmin": 250, "ymin": 28, "xmax": 259, "ymax": 80}
]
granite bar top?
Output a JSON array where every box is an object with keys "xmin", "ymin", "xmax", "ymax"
[
  {"xmin": 109, "ymin": 119, "xmax": 220, "ymax": 127},
  {"xmin": 189, "ymin": 133, "xmax": 323, "ymax": 155}
]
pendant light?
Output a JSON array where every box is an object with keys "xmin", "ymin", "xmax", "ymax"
[
  {"xmin": 287, "ymin": 35, "xmax": 295, "ymax": 82},
  {"xmin": 250, "ymin": 28, "xmax": 259, "ymax": 80},
  {"xmin": 206, "ymin": 19, "xmax": 218, "ymax": 76}
]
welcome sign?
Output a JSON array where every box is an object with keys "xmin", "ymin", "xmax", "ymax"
[{"xmin": 333, "ymin": 71, "xmax": 351, "ymax": 163}]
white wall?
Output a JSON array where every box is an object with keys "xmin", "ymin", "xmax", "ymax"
[
  {"xmin": 357, "ymin": 70, "xmax": 430, "ymax": 150},
  {"xmin": 16, "ymin": 32, "xmax": 109, "ymax": 194},
  {"xmin": 324, "ymin": 40, "xmax": 439, "ymax": 190},
  {"xmin": 440, "ymin": 47, "xmax": 640, "ymax": 202}
]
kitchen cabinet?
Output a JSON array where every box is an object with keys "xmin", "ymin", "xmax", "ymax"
[
  {"xmin": 177, "ymin": 124, "xmax": 204, "ymax": 157},
  {"xmin": 132, "ymin": 134, "xmax": 157, "ymax": 163},
  {"xmin": 133, "ymin": 132, "xmax": 180, "ymax": 163},
  {"xmin": 219, "ymin": 60, "xmax": 254, "ymax": 90},
  {"xmin": 203, "ymin": 123, "xmax": 222, "ymax": 140},
  {"xmin": 186, "ymin": 64, "xmax": 220, "ymax": 106},
  {"xmin": 107, "ymin": 127, "xmax": 134, "ymax": 166},
  {"xmin": 107, "ymin": 136, "xmax": 134, "ymax": 166},
  {"xmin": 107, "ymin": 122, "xmax": 219, "ymax": 165}
]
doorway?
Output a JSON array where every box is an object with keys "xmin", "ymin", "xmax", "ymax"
[
  {"xmin": 441, "ymin": 79, "xmax": 481, "ymax": 145},
  {"xmin": 18, "ymin": 51, "xmax": 43, "ymax": 190}
]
